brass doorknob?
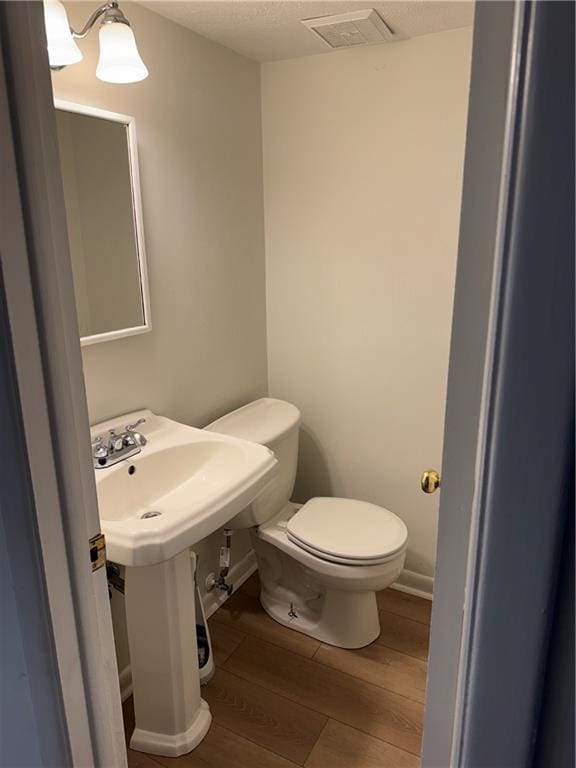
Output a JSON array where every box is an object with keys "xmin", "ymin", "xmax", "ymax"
[{"xmin": 421, "ymin": 469, "xmax": 441, "ymax": 494}]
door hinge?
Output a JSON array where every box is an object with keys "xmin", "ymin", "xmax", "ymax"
[{"xmin": 89, "ymin": 533, "xmax": 106, "ymax": 572}]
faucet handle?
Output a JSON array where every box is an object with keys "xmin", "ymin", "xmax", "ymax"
[
  {"xmin": 125, "ymin": 417, "xmax": 147, "ymax": 446},
  {"xmin": 125, "ymin": 417, "xmax": 146, "ymax": 432},
  {"xmin": 91, "ymin": 435, "xmax": 108, "ymax": 459}
]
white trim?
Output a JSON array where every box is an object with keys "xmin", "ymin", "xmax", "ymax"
[
  {"xmin": 54, "ymin": 98, "xmax": 135, "ymax": 126},
  {"xmin": 119, "ymin": 666, "xmax": 133, "ymax": 704},
  {"xmin": 450, "ymin": 5, "xmax": 526, "ymax": 764},
  {"xmin": 392, "ymin": 568, "xmax": 434, "ymax": 601},
  {"xmin": 2, "ymin": 16, "xmax": 127, "ymax": 759},
  {"xmin": 54, "ymin": 99, "xmax": 152, "ymax": 347},
  {"xmin": 80, "ymin": 322, "xmax": 151, "ymax": 347}
]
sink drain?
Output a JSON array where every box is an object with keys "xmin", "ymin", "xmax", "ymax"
[{"xmin": 141, "ymin": 511, "xmax": 162, "ymax": 519}]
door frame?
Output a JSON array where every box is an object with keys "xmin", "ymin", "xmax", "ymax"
[
  {"xmin": 0, "ymin": 3, "xmax": 126, "ymax": 766},
  {"xmin": 423, "ymin": 1, "xmax": 574, "ymax": 765},
  {"xmin": 422, "ymin": 1, "xmax": 524, "ymax": 762}
]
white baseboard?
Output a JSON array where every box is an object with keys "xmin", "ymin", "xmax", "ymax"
[
  {"xmin": 119, "ymin": 664, "xmax": 133, "ymax": 703},
  {"xmin": 392, "ymin": 568, "xmax": 434, "ymax": 601}
]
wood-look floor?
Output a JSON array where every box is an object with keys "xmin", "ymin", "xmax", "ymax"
[{"xmin": 123, "ymin": 574, "xmax": 431, "ymax": 768}]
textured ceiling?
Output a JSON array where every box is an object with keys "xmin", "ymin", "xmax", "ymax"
[{"xmin": 139, "ymin": 1, "xmax": 474, "ymax": 62}]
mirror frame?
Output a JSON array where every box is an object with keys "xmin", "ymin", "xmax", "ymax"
[{"xmin": 55, "ymin": 100, "xmax": 151, "ymax": 346}]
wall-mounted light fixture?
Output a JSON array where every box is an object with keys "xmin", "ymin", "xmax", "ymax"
[{"xmin": 43, "ymin": 0, "xmax": 148, "ymax": 83}]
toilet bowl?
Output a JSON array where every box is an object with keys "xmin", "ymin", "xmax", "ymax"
[{"xmin": 205, "ymin": 398, "xmax": 408, "ymax": 649}]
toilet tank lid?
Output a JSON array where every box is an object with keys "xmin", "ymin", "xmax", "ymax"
[{"xmin": 204, "ymin": 398, "xmax": 301, "ymax": 447}]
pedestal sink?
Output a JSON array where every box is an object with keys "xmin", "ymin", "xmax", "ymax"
[{"xmin": 92, "ymin": 410, "xmax": 277, "ymax": 757}]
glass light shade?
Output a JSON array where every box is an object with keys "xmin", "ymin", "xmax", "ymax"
[
  {"xmin": 96, "ymin": 23, "xmax": 149, "ymax": 84},
  {"xmin": 43, "ymin": 0, "xmax": 83, "ymax": 67}
]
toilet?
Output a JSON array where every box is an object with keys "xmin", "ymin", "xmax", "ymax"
[{"xmin": 205, "ymin": 398, "xmax": 408, "ymax": 649}]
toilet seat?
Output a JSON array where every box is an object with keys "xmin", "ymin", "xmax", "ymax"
[
  {"xmin": 285, "ymin": 536, "xmax": 405, "ymax": 566},
  {"xmin": 286, "ymin": 497, "xmax": 408, "ymax": 566}
]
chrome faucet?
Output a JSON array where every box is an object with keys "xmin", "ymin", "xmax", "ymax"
[{"xmin": 92, "ymin": 418, "xmax": 147, "ymax": 469}]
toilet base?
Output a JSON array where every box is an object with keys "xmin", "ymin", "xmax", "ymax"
[
  {"xmin": 260, "ymin": 584, "xmax": 381, "ymax": 649},
  {"xmin": 253, "ymin": 502, "xmax": 405, "ymax": 649}
]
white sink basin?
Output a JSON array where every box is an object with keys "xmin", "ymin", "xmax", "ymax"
[{"xmin": 91, "ymin": 409, "xmax": 277, "ymax": 566}]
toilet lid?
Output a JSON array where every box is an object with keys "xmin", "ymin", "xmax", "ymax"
[{"xmin": 287, "ymin": 498, "xmax": 408, "ymax": 564}]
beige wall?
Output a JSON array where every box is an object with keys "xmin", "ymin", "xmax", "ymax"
[
  {"xmin": 53, "ymin": 2, "xmax": 268, "ymax": 429},
  {"xmin": 262, "ymin": 28, "xmax": 472, "ymax": 581}
]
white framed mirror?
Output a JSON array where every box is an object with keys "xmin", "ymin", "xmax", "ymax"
[{"xmin": 55, "ymin": 100, "xmax": 151, "ymax": 346}]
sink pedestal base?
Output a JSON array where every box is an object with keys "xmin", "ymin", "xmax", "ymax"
[{"xmin": 125, "ymin": 551, "xmax": 212, "ymax": 756}]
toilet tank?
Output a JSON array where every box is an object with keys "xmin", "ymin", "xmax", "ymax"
[{"xmin": 204, "ymin": 398, "xmax": 301, "ymax": 528}]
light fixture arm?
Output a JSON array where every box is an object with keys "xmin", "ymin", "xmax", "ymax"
[
  {"xmin": 71, "ymin": 1, "xmax": 129, "ymax": 39},
  {"xmin": 45, "ymin": 0, "xmax": 148, "ymax": 82}
]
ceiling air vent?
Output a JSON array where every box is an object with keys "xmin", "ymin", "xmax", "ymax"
[{"xmin": 302, "ymin": 9, "xmax": 395, "ymax": 49}]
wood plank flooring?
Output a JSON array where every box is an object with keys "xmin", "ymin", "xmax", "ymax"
[{"xmin": 123, "ymin": 574, "xmax": 431, "ymax": 768}]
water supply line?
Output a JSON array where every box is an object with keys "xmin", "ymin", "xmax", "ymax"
[{"xmin": 212, "ymin": 529, "xmax": 234, "ymax": 596}]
